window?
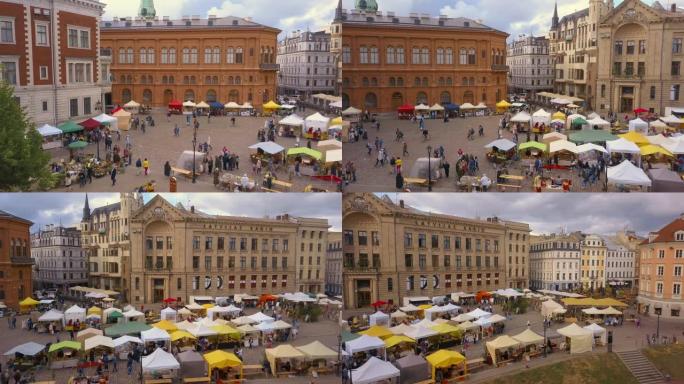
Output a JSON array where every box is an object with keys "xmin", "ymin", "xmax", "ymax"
[
  {"xmin": 69, "ymin": 98, "xmax": 78, "ymax": 117},
  {"xmin": 342, "ymin": 46, "xmax": 351, "ymax": 63},
  {"xmin": 671, "ymin": 85, "xmax": 680, "ymax": 101},
  {"xmin": 675, "ymin": 283, "xmax": 682, "ymax": 296},
  {"xmin": 0, "ymin": 18, "xmax": 15, "ymax": 44},
  {"xmin": 371, "ymin": 231, "xmax": 379, "ymax": 246},
  {"xmin": 677, "ymin": 232, "xmax": 684, "ymax": 241},
  {"xmin": 39, "ymin": 66, "xmax": 48, "ymax": 80},
  {"xmin": 614, "ymin": 41, "xmax": 623, "ymax": 55},
  {"xmin": 1, "ymin": 61, "xmax": 17, "ymax": 84},
  {"xmin": 419, "ymin": 254, "xmax": 426, "ymax": 268},
  {"xmin": 343, "ymin": 230, "xmax": 353, "ymax": 245},
  {"xmin": 67, "ymin": 27, "xmax": 90, "ymax": 49},
  {"xmin": 673, "ymin": 38, "xmax": 682, "ymax": 54},
  {"xmin": 657, "ymin": 265, "xmax": 664, "ymax": 276},
  {"xmin": 386, "ymin": 46, "xmax": 395, "ymax": 64},
  {"xmin": 468, "ymin": 48, "xmax": 476, "ymax": 65},
  {"xmin": 404, "ymin": 233, "xmax": 412, "ymax": 247},
  {"xmin": 418, "ymin": 234, "xmax": 426, "ymax": 248},
  {"xmin": 626, "ymin": 41, "xmax": 635, "ymax": 55},
  {"xmin": 639, "ymin": 40, "xmax": 646, "ymax": 54},
  {"xmin": 360, "ymin": 46, "xmax": 368, "ymax": 64},
  {"xmin": 436, "ymin": 48, "xmax": 444, "ymax": 65},
  {"xmin": 35, "ymin": 23, "xmax": 48, "ymax": 46},
  {"xmin": 459, "ymin": 48, "xmax": 467, "ymax": 65},
  {"xmin": 83, "ymin": 97, "xmax": 91, "ymax": 115},
  {"xmin": 638, "ymin": 62, "xmax": 645, "ymax": 76},
  {"xmin": 676, "ymin": 250, "xmax": 683, "ymax": 258},
  {"xmin": 674, "ymin": 266, "xmax": 682, "ymax": 276},
  {"xmin": 396, "ymin": 47, "xmax": 405, "ymax": 64},
  {"xmin": 370, "ymin": 46, "xmax": 378, "ymax": 64},
  {"xmin": 387, "ymin": 278, "xmax": 393, "ymax": 291},
  {"xmin": 67, "ymin": 61, "xmax": 92, "ymax": 84},
  {"xmin": 358, "ymin": 231, "xmax": 367, "ymax": 246}
]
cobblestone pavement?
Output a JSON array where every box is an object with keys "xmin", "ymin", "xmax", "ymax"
[
  {"xmin": 344, "ymin": 301, "xmax": 684, "ymax": 383},
  {"xmin": 50, "ymin": 109, "xmax": 340, "ymax": 193},
  {"xmin": 343, "ymin": 114, "xmax": 606, "ymax": 193},
  {"xmin": 1, "ymin": 306, "xmax": 341, "ymax": 383}
]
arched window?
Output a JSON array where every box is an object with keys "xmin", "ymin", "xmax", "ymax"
[
  {"xmin": 204, "ymin": 47, "xmax": 213, "ymax": 64},
  {"xmin": 446, "ymin": 77, "xmax": 453, "ymax": 86},
  {"xmin": 122, "ymin": 88, "xmax": 132, "ymax": 103},
  {"xmin": 184, "ymin": 89, "xmax": 195, "ymax": 101},
  {"xmin": 120, "ymin": 74, "xmax": 126, "ymax": 83},
  {"xmin": 469, "ymin": 77, "xmax": 475, "ymax": 86},
  {"xmin": 397, "ymin": 77, "xmax": 404, "ymax": 86},
  {"xmin": 391, "ymin": 92, "xmax": 403, "ymax": 109},
  {"xmin": 190, "ymin": 76, "xmax": 196, "ymax": 84},
  {"xmin": 127, "ymin": 48, "xmax": 134, "ymax": 64},
  {"xmin": 386, "ymin": 46, "xmax": 395, "ymax": 64},
  {"xmin": 212, "ymin": 76, "xmax": 218, "ymax": 84},
  {"xmin": 438, "ymin": 77, "xmax": 445, "ymax": 86},
  {"xmin": 126, "ymin": 75, "xmax": 132, "ymax": 83},
  {"xmin": 161, "ymin": 48, "xmax": 168, "ymax": 64},
  {"xmin": 169, "ymin": 48, "xmax": 176, "ymax": 64},
  {"xmin": 228, "ymin": 90, "xmax": 239, "ymax": 102},
  {"xmin": 462, "ymin": 77, "xmax": 468, "ymax": 86},
  {"xmin": 440, "ymin": 91, "xmax": 451, "ymax": 104},
  {"xmin": 118, "ymin": 48, "xmax": 126, "ymax": 64},
  {"xmin": 140, "ymin": 75, "xmax": 147, "ymax": 84},
  {"xmin": 421, "ymin": 47, "xmax": 430, "ymax": 64},
  {"xmin": 422, "ymin": 77, "xmax": 429, "ymax": 86},
  {"xmin": 396, "ymin": 47, "xmax": 405, "ymax": 64},
  {"xmin": 362, "ymin": 77, "xmax": 369, "ymax": 87},
  {"xmin": 468, "ymin": 48, "xmax": 476, "ymax": 64},
  {"xmin": 463, "ymin": 90, "xmax": 474, "ymax": 104},
  {"xmin": 414, "ymin": 77, "xmax": 421, "ymax": 86},
  {"xmin": 370, "ymin": 46, "xmax": 379, "ymax": 64},
  {"xmin": 205, "ymin": 75, "xmax": 212, "ymax": 84},
  {"xmin": 446, "ymin": 48, "xmax": 453, "ymax": 64},
  {"xmin": 227, "ymin": 47, "xmax": 235, "ymax": 64},
  {"xmin": 213, "ymin": 47, "xmax": 220, "ymax": 63},
  {"xmin": 364, "ymin": 93, "xmax": 378, "ymax": 108},
  {"xmin": 183, "ymin": 48, "xmax": 190, "ymax": 64},
  {"xmin": 168, "ymin": 75, "xmax": 174, "ymax": 84},
  {"xmin": 140, "ymin": 48, "xmax": 147, "ymax": 64},
  {"xmin": 389, "ymin": 77, "xmax": 396, "ymax": 86},
  {"xmin": 227, "ymin": 76, "xmax": 234, "ymax": 85},
  {"xmin": 436, "ymin": 48, "xmax": 444, "ymax": 64},
  {"xmin": 235, "ymin": 76, "xmax": 241, "ymax": 84},
  {"xmin": 206, "ymin": 89, "xmax": 217, "ymax": 102},
  {"xmin": 147, "ymin": 48, "xmax": 154, "ymax": 64},
  {"xmin": 459, "ymin": 48, "xmax": 467, "ymax": 65},
  {"xmin": 416, "ymin": 92, "xmax": 428, "ymax": 105},
  {"xmin": 235, "ymin": 47, "xmax": 243, "ymax": 63},
  {"xmin": 412, "ymin": 47, "xmax": 420, "ymax": 64},
  {"xmin": 190, "ymin": 48, "xmax": 198, "ymax": 64},
  {"xmin": 142, "ymin": 89, "xmax": 152, "ymax": 104},
  {"xmin": 162, "ymin": 75, "xmax": 168, "ymax": 84},
  {"xmin": 370, "ymin": 77, "xmax": 378, "ymax": 86},
  {"xmin": 360, "ymin": 46, "xmax": 369, "ymax": 64}
]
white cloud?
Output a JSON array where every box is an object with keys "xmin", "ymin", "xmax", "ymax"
[
  {"xmin": 208, "ymin": 0, "xmax": 338, "ymax": 33},
  {"xmin": 101, "ymin": 0, "xmax": 190, "ymax": 20}
]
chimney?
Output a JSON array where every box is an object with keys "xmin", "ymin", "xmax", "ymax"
[
  {"xmin": 648, "ymin": 232, "xmax": 658, "ymax": 243},
  {"xmin": 399, "ymin": 200, "xmax": 404, "ymax": 208},
  {"xmin": 672, "ymin": 3, "xmax": 677, "ymax": 12},
  {"xmin": 190, "ymin": 206, "xmax": 195, "ymax": 213}
]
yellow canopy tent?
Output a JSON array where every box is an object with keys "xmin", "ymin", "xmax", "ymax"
[
  {"xmin": 210, "ymin": 325, "xmax": 241, "ymax": 339},
  {"xmin": 485, "ymin": 335, "xmax": 521, "ymax": 365},
  {"xmin": 430, "ymin": 323, "xmax": 462, "ymax": 336},
  {"xmin": 265, "ymin": 344, "xmax": 305, "ymax": 376},
  {"xmin": 511, "ymin": 329, "xmax": 544, "ymax": 346},
  {"xmin": 262, "ymin": 101, "xmax": 281, "ymax": 114},
  {"xmin": 496, "ymin": 100, "xmax": 511, "ymax": 113},
  {"xmin": 19, "ymin": 297, "xmax": 39, "ymax": 312},
  {"xmin": 201, "ymin": 303, "xmax": 215, "ymax": 310},
  {"xmin": 619, "ymin": 131, "xmax": 649, "ymax": 146},
  {"xmin": 359, "ymin": 325, "xmax": 393, "ymax": 339},
  {"xmin": 418, "ymin": 304, "xmax": 433, "ymax": 310},
  {"xmin": 552, "ymin": 111, "xmax": 567, "ymax": 121},
  {"xmin": 170, "ymin": 330, "xmax": 196, "ymax": 342},
  {"xmin": 561, "ymin": 298, "xmax": 628, "ymax": 307},
  {"xmin": 331, "ymin": 116, "xmax": 343, "ymax": 125},
  {"xmin": 112, "ymin": 109, "xmax": 131, "ymax": 131},
  {"xmin": 153, "ymin": 320, "xmax": 178, "ymax": 332},
  {"xmin": 426, "ymin": 349, "xmax": 467, "ymax": 381},
  {"xmin": 640, "ymin": 144, "xmax": 673, "ymax": 157},
  {"xmin": 204, "ymin": 350, "xmax": 243, "ymax": 378},
  {"xmin": 295, "ymin": 341, "xmax": 338, "ymax": 360},
  {"xmin": 384, "ymin": 335, "xmax": 416, "ymax": 349},
  {"xmin": 87, "ymin": 307, "xmax": 102, "ymax": 316}
]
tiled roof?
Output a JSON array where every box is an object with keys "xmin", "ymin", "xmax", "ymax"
[
  {"xmin": 101, "ymin": 16, "xmax": 278, "ymax": 32},
  {"xmin": 0, "ymin": 210, "xmax": 33, "ymax": 225},
  {"xmin": 340, "ymin": 11, "xmax": 506, "ymax": 35},
  {"xmin": 642, "ymin": 217, "xmax": 684, "ymax": 244}
]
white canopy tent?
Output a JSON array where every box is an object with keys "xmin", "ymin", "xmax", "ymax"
[
  {"xmin": 557, "ymin": 323, "xmax": 594, "ymax": 354},
  {"xmin": 485, "ymin": 139, "xmax": 517, "ymax": 151},
  {"xmin": 607, "ymin": 160, "xmax": 652, "ymax": 187},
  {"xmin": 647, "ymin": 134, "xmax": 676, "ymax": 147},
  {"xmin": 587, "ymin": 117, "xmax": 611, "ymax": 129},
  {"xmin": 248, "ymin": 312, "xmax": 274, "ymax": 323},
  {"xmin": 4, "ymin": 342, "xmax": 45, "ymax": 357},
  {"xmin": 414, "ymin": 103, "xmax": 430, "ymax": 111},
  {"xmin": 344, "ymin": 334, "xmax": 386, "ymax": 354},
  {"xmin": 511, "ymin": 111, "xmax": 532, "ymax": 123},
  {"xmin": 583, "ymin": 323, "xmax": 607, "ymax": 345},
  {"xmin": 189, "ymin": 324, "xmax": 217, "ymax": 338},
  {"xmin": 93, "ymin": 113, "xmax": 119, "ymax": 131},
  {"xmin": 465, "ymin": 308, "xmax": 491, "ymax": 319},
  {"xmin": 399, "ymin": 303, "xmax": 421, "ymax": 313},
  {"xmin": 629, "ymin": 118, "xmax": 648, "ymax": 134},
  {"xmin": 37, "ymin": 124, "xmax": 63, "ymax": 149},
  {"xmin": 403, "ymin": 325, "xmax": 438, "ymax": 340},
  {"xmin": 424, "ymin": 303, "xmax": 460, "ymax": 320},
  {"xmin": 541, "ymin": 300, "xmax": 564, "ymax": 318},
  {"xmin": 664, "ymin": 140, "xmax": 684, "ymax": 155},
  {"xmin": 532, "ymin": 109, "xmax": 551, "ymax": 126},
  {"xmin": 304, "ymin": 113, "xmax": 330, "ymax": 132},
  {"xmin": 451, "ymin": 313, "xmax": 474, "ymax": 323},
  {"xmin": 566, "ymin": 114, "xmax": 587, "ymax": 128},
  {"xmin": 342, "ymin": 107, "xmax": 362, "ymax": 116},
  {"xmin": 351, "ymin": 356, "xmax": 400, "ymax": 384},
  {"xmin": 207, "ymin": 305, "xmax": 241, "ymax": 320},
  {"xmin": 140, "ymin": 327, "xmax": 170, "ymax": 343},
  {"xmin": 429, "ymin": 103, "xmax": 445, "ymax": 112},
  {"xmin": 649, "ymin": 120, "xmax": 669, "ymax": 131},
  {"xmin": 389, "ymin": 323, "xmax": 413, "ymax": 335},
  {"xmin": 123, "ymin": 309, "xmax": 144, "ymax": 322},
  {"xmin": 142, "ymin": 348, "xmax": 180, "ymax": 373},
  {"xmin": 279, "ymin": 114, "xmax": 305, "ymax": 127},
  {"xmin": 248, "ymin": 141, "xmax": 285, "ymax": 155},
  {"xmin": 160, "ymin": 307, "xmax": 177, "ymax": 322},
  {"xmin": 661, "ymin": 115, "xmax": 683, "ymax": 124},
  {"xmin": 38, "ymin": 309, "xmax": 64, "ymax": 324},
  {"xmin": 549, "ymin": 140, "xmax": 578, "ymax": 154},
  {"xmin": 65, "ymin": 305, "xmax": 86, "ymax": 323},
  {"xmin": 84, "ymin": 335, "xmax": 115, "ymax": 351},
  {"xmin": 576, "ymin": 143, "xmax": 608, "ymax": 154},
  {"xmin": 606, "ymin": 138, "xmax": 640, "ymax": 154},
  {"xmin": 113, "ymin": 335, "xmax": 143, "ymax": 348},
  {"xmin": 369, "ymin": 311, "xmax": 390, "ymax": 326}
]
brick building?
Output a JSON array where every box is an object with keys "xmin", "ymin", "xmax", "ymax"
[{"xmin": 0, "ymin": 210, "xmax": 33, "ymax": 310}]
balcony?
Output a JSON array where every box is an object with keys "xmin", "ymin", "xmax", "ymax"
[
  {"xmin": 11, "ymin": 257, "xmax": 34, "ymax": 265},
  {"xmin": 613, "ymin": 72, "xmax": 644, "ymax": 81},
  {"xmin": 491, "ymin": 64, "xmax": 509, "ymax": 72},
  {"xmin": 260, "ymin": 63, "xmax": 280, "ymax": 71},
  {"xmin": 344, "ymin": 265, "xmax": 378, "ymax": 273}
]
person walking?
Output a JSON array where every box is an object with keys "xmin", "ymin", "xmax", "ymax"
[
  {"xmin": 143, "ymin": 158, "xmax": 150, "ymax": 175},
  {"xmin": 135, "ymin": 158, "xmax": 142, "ymax": 175},
  {"xmin": 110, "ymin": 167, "xmax": 117, "ymax": 186}
]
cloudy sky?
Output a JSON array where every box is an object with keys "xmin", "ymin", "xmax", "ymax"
[
  {"xmin": 378, "ymin": 193, "xmax": 683, "ymax": 236},
  {"xmin": 101, "ymin": 0, "xmax": 339, "ymax": 35},
  {"xmin": 1, "ymin": 193, "xmax": 341, "ymax": 232}
]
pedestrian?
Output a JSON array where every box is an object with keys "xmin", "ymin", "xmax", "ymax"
[
  {"xmin": 111, "ymin": 167, "xmax": 117, "ymax": 186},
  {"xmin": 403, "ymin": 142, "xmax": 409, "ymax": 156},
  {"xmin": 143, "ymin": 158, "xmax": 150, "ymax": 175},
  {"xmin": 135, "ymin": 158, "xmax": 142, "ymax": 175}
]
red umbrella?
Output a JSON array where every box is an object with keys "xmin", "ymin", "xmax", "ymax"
[
  {"xmin": 168, "ymin": 100, "xmax": 182, "ymax": 110},
  {"xmin": 397, "ymin": 104, "xmax": 415, "ymax": 113},
  {"xmin": 634, "ymin": 108, "xmax": 648, "ymax": 114},
  {"xmin": 162, "ymin": 297, "xmax": 176, "ymax": 303},
  {"xmin": 79, "ymin": 118, "xmax": 101, "ymax": 131},
  {"xmin": 371, "ymin": 300, "xmax": 387, "ymax": 308}
]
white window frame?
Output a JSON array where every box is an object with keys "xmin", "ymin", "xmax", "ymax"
[
  {"xmin": 39, "ymin": 65, "xmax": 48, "ymax": 80},
  {"xmin": 65, "ymin": 59, "xmax": 93, "ymax": 85},
  {"xmin": 67, "ymin": 25, "xmax": 90, "ymax": 49},
  {"xmin": 34, "ymin": 21, "xmax": 49, "ymax": 47},
  {"xmin": 0, "ymin": 16, "xmax": 15, "ymax": 44},
  {"xmin": 0, "ymin": 55, "xmax": 20, "ymax": 85}
]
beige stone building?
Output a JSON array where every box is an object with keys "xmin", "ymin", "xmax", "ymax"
[
  {"xmin": 502, "ymin": 220, "xmax": 531, "ymax": 289},
  {"xmin": 81, "ymin": 193, "xmax": 143, "ymax": 301},
  {"xmin": 128, "ymin": 195, "xmax": 328, "ymax": 305},
  {"xmin": 342, "ymin": 193, "xmax": 527, "ymax": 309},
  {"xmin": 581, "ymin": 234, "xmax": 607, "ymax": 290},
  {"xmin": 325, "ymin": 232, "xmax": 342, "ymax": 297},
  {"xmin": 549, "ymin": 1, "xmax": 613, "ymax": 108},
  {"xmin": 529, "ymin": 232, "xmax": 583, "ymax": 291},
  {"xmin": 596, "ymin": 0, "xmax": 684, "ymax": 115}
]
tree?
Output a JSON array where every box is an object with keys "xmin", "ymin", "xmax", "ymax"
[{"xmin": 0, "ymin": 82, "xmax": 53, "ymax": 190}]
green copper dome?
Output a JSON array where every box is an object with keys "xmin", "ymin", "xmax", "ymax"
[
  {"xmin": 138, "ymin": 0, "xmax": 156, "ymax": 19},
  {"xmin": 355, "ymin": 0, "xmax": 378, "ymax": 12}
]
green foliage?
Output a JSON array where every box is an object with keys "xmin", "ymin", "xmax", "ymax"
[
  {"xmin": 502, "ymin": 297, "xmax": 529, "ymax": 314},
  {"xmin": 0, "ymin": 82, "xmax": 52, "ymax": 191},
  {"xmin": 294, "ymin": 304, "xmax": 322, "ymax": 322}
]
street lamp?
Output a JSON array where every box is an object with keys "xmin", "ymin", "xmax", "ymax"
[
  {"xmin": 656, "ymin": 311, "xmax": 661, "ymax": 344},
  {"xmin": 543, "ymin": 317, "xmax": 548, "ymax": 358},
  {"xmin": 427, "ymin": 145, "xmax": 433, "ymax": 191},
  {"xmin": 192, "ymin": 125, "xmax": 198, "ymax": 183}
]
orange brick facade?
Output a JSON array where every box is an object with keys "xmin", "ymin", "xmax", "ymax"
[
  {"xmin": 0, "ymin": 213, "xmax": 34, "ymax": 311},
  {"xmin": 340, "ymin": 16, "xmax": 509, "ymax": 113},
  {"xmin": 101, "ymin": 19, "xmax": 280, "ymax": 107}
]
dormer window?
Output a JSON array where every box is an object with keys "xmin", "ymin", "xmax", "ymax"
[{"xmin": 676, "ymin": 231, "xmax": 684, "ymax": 241}]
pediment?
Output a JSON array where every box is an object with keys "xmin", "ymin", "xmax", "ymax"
[
  {"xmin": 601, "ymin": 0, "xmax": 664, "ymax": 26},
  {"xmin": 343, "ymin": 193, "xmax": 394, "ymax": 217},
  {"xmin": 132, "ymin": 195, "xmax": 186, "ymax": 223}
]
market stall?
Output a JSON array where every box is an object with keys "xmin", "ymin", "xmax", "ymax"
[
  {"xmin": 37, "ymin": 124, "xmax": 63, "ymax": 150},
  {"xmin": 587, "ymin": 116, "xmax": 611, "ymax": 130},
  {"xmin": 583, "ymin": 323, "xmax": 607, "ymax": 345},
  {"xmin": 620, "ymin": 131, "xmax": 650, "ymax": 146},
  {"xmin": 278, "ymin": 114, "xmax": 305, "ymax": 137},
  {"xmin": 426, "ymin": 349, "xmax": 467, "ymax": 382},
  {"xmin": 160, "ymin": 307, "xmax": 177, "ymax": 322},
  {"xmin": 262, "ymin": 100, "xmax": 281, "ymax": 116},
  {"xmin": 511, "ymin": 329, "xmax": 544, "ymax": 353},
  {"xmin": 569, "ymin": 130, "xmax": 618, "ymax": 144},
  {"xmin": 607, "ymin": 138, "xmax": 641, "ymax": 167},
  {"xmin": 113, "ymin": 335, "xmax": 143, "ymax": 359},
  {"xmin": 123, "ymin": 308, "xmax": 145, "ymax": 322},
  {"xmin": 265, "ymin": 344, "xmax": 305, "ymax": 376},
  {"xmin": 557, "ymin": 323, "xmax": 593, "ymax": 354},
  {"xmin": 351, "ymin": 356, "xmax": 400, "ymax": 384},
  {"xmin": 532, "ymin": 109, "xmax": 551, "ymax": 129},
  {"xmin": 304, "ymin": 112, "xmax": 331, "ymax": 140},
  {"xmin": 37, "ymin": 309, "xmax": 65, "ymax": 332},
  {"xmin": 76, "ymin": 328, "xmax": 102, "ymax": 343},
  {"xmin": 629, "ymin": 118, "xmax": 649, "ymax": 134},
  {"xmin": 123, "ymin": 100, "xmax": 140, "ymax": 114},
  {"xmin": 542, "ymin": 132, "xmax": 567, "ymax": 144},
  {"xmin": 566, "ymin": 114, "xmax": 587, "ymax": 129},
  {"xmin": 360, "ymin": 325, "xmax": 393, "ymax": 339},
  {"xmin": 104, "ymin": 321, "xmax": 151, "ymax": 337},
  {"xmin": 518, "ymin": 141, "xmax": 547, "ymax": 159},
  {"xmin": 3, "ymin": 342, "xmax": 46, "ymax": 369},
  {"xmin": 369, "ymin": 311, "xmax": 390, "ymax": 327},
  {"xmin": 295, "ymin": 340, "xmax": 338, "ymax": 374},
  {"xmin": 248, "ymin": 141, "xmax": 285, "ymax": 168},
  {"xmin": 65, "ymin": 305, "xmax": 86, "ymax": 324},
  {"xmin": 541, "ymin": 300, "xmax": 564, "ymax": 318},
  {"xmin": 204, "ymin": 350, "xmax": 242, "ymax": 381},
  {"xmin": 496, "ymin": 100, "xmax": 511, "ymax": 114},
  {"xmin": 485, "ymin": 138, "xmax": 517, "ymax": 164},
  {"xmin": 647, "ymin": 168, "xmax": 684, "ymax": 192},
  {"xmin": 48, "ymin": 341, "xmax": 81, "ymax": 369},
  {"xmin": 397, "ymin": 104, "xmax": 415, "ymax": 120},
  {"xmin": 168, "ymin": 100, "xmax": 183, "ymax": 114},
  {"xmin": 607, "ymin": 160, "xmax": 651, "ymax": 190},
  {"xmin": 287, "ymin": 147, "xmax": 322, "ymax": 167},
  {"xmin": 429, "ymin": 103, "xmax": 445, "ymax": 119},
  {"xmin": 176, "ymin": 350, "xmax": 207, "ymax": 380},
  {"xmin": 142, "ymin": 348, "xmax": 180, "ymax": 379},
  {"xmin": 510, "ymin": 111, "xmax": 531, "ymax": 131},
  {"xmin": 486, "ymin": 335, "xmax": 521, "ymax": 366},
  {"xmin": 112, "ymin": 109, "xmax": 132, "ymax": 131}
]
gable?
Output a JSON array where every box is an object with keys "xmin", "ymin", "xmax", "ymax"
[
  {"xmin": 132, "ymin": 195, "xmax": 186, "ymax": 222},
  {"xmin": 600, "ymin": 0, "xmax": 664, "ymax": 26}
]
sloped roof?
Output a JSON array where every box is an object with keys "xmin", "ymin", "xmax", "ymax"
[
  {"xmin": 642, "ymin": 217, "xmax": 684, "ymax": 244},
  {"xmin": 0, "ymin": 210, "xmax": 32, "ymax": 225}
]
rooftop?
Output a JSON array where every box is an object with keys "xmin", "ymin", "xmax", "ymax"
[
  {"xmin": 641, "ymin": 215, "xmax": 684, "ymax": 244},
  {"xmin": 0, "ymin": 210, "xmax": 33, "ymax": 225},
  {"xmin": 101, "ymin": 15, "xmax": 279, "ymax": 32}
]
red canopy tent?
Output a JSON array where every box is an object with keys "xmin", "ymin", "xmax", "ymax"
[
  {"xmin": 168, "ymin": 100, "xmax": 182, "ymax": 111},
  {"xmin": 371, "ymin": 300, "xmax": 387, "ymax": 308},
  {"xmin": 397, "ymin": 105, "xmax": 415, "ymax": 113},
  {"xmin": 258, "ymin": 294, "xmax": 278, "ymax": 304},
  {"xmin": 634, "ymin": 107, "xmax": 648, "ymax": 114},
  {"xmin": 111, "ymin": 106, "xmax": 123, "ymax": 114},
  {"xmin": 162, "ymin": 297, "xmax": 177, "ymax": 303},
  {"xmin": 79, "ymin": 118, "xmax": 101, "ymax": 131}
]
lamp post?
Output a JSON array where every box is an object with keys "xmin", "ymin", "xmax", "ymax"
[
  {"xmin": 543, "ymin": 317, "xmax": 548, "ymax": 358},
  {"xmin": 656, "ymin": 311, "xmax": 661, "ymax": 344},
  {"xmin": 192, "ymin": 125, "xmax": 198, "ymax": 183},
  {"xmin": 427, "ymin": 145, "xmax": 433, "ymax": 191}
]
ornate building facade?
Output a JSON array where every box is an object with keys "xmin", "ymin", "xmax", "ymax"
[
  {"xmin": 325, "ymin": 232, "xmax": 342, "ymax": 297},
  {"xmin": 128, "ymin": 195, "xmax": 328, "ymax": 305},
  {"xmin": 529, "ymin": 232, "xmax": 582, "ymax": 291},
  {"xmin": 100, "ymin": 4, "xmax": 279, "ymax": 108},
  {"xmin": 595, "ymin": 0, "xmax": 684, "ymax": 115},
  {"xmin": 581, "ymin": 234, "xmax": 607, "ymax": 290},
  {"xmin": 277, "ymin": 30, "xmax": 336, "ymax": 98},
  {"xmin": 0, "ymin": 0, "xmax": 109, "ymax": 125},
  {"xmin": 337, "ymin": 2, "xmax": 508, "ymax": 112},
  {"xmin": 81, "ymin": 193, "xmax": 143, "ymax": 301},
  {"xmin": 506, "ymin": 35, "xmax": 554, "ymax": 95},
  {"xmin": 342, "ymin": 194, "xmax": 522, "ymax": 309},
  {"xmin": 638, "ymin": 214, "xmax": 684, "ymax": 319},
  {"xmin": 30, "ymin": 225, "xmax": 87, "ymax": 292},
  {"xmin": 0, "ymin": 210, "xmax": 33, "ymax": 310}
]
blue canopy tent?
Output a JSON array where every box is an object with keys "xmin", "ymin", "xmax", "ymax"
[
  {"xmin": 444, "ymin": 103, "xmax": 460, "ymax": 111},
  {"xmin": 209, "ymin": 102, "xmax": 225, "ymax": 109}
]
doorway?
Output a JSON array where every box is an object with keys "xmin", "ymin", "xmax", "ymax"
[
  {"xmin": 355, "ymin": 279, "xmax": 371, "ymax": 308},
  {"xmin": 152, "ymin": 278, "xmax": 165, "ymax": 303}
]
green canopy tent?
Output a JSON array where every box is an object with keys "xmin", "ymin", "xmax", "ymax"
[
  {"xmin": 67, "ymin": 141, "xmax": 89, "ymax": 149},
  {"xmin": 286, "ymin": 147, "xmax": 322, "ymax": 160},
  {"xmin": 569, "ymin": 130, "xmax": 618, "ymax": 144},
  {"xmin": 108, "ymin": 311, "xmax": 123, "ymax": 322},
  {"xmin": 58, "ymin": 121, "xmax": 84, "ymax": 134},
  {"xmin": 48, "ymin": 341, "xmax": 81, "ymax": 353},
  {"xmin": 104, "ymin": 321, "xmax": 151, "ymax": 337},
  {"xmin": 518, "ymin": 141, "xmax": 547, "ymax": 152},
  {"xmin": 341, "ymin": 330, "xmax": 361, "ymax": 343},
  {"xmin": 571, "ymin": 117, "xmax": 588, "ymax": 129}
]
